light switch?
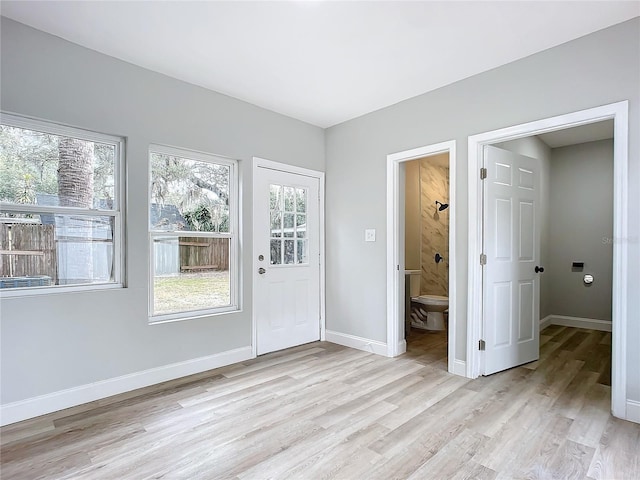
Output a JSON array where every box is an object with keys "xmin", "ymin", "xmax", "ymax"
[{"xmin": 365, "ymin": 229, "xmax": 376, "ymax": 242}]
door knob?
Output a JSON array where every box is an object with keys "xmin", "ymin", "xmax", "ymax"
[
  {"xmin": 535, "ymin": 266, "xmax": 544, "ymax": 273},
  {"xmin": 258, "ymin": 267, "xmax": 266, "ymax": 274}
]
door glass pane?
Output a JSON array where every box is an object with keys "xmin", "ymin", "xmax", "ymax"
[
  {"xmin": 283, "ymin": 239, "xmax": 295, "ymax": 265},
  {"xmin": 297, "ymin": 239, "xmax": 307, "ymax": 264},
  {"xmin": 284, "ymin": 187, "xmax": 295, "ymax": 212},
  {"xmin": 296, "ymin": 188, "xmax": 307, "ymax": 213},
  {"xmin": 269, "ymin": 184, "xmax": 282, "ymax": 210},
  {"xmin": 270, "ymin": 211, "xmax": 282, "ymax": 237},
  {"xmin": 270, "ymin": 239, "xmax": 281, "ymax": 265},
  {"xmin": 283, "ymin": 213, "xmax": 294, "ymax": 237}
]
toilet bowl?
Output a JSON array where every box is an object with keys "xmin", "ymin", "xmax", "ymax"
[
  {"xmin": 406, "ymin": 270, "xmax": 448, "ymax": 331},
  {"xmin": 410, "ymin": 295, "xmax": 448, "ymax": 331}
]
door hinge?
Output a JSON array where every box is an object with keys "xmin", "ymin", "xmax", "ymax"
[
  {"xmin": 480, "ymin": 167, "xmax": 487, "ymax": 180},
  {"xmin": 480, "ymin": 253, "xmax": 487, "ymax": 265},
  {"xmin": 479, "ymin": 339, "xmax": 486, "ymax": 351}
]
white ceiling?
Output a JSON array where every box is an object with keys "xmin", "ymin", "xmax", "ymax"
[{"xmin": 2, "ymin": 1, "xmax": 639, "ymax": 128}]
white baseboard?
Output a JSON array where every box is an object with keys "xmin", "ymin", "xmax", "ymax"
[
  {"xmin": 540, "ymin": 315, "xmax": 553, "ymax": 331},
  {"xmin": 0, "ymin": 346, "xmax": 253, "ymax": 427},
  {"xmin": 626, "ymin": 400, "xmax": 640, "ymax": 424},
  {"xmin": 541, "ymin": 315, "xmax": 612, "ymax": 332},
  {"xmin": 451, "ymin": 359, "xmax": 467, "ymax": 377},
  {"xmin": 394, "ymin": 339, "xmax": 407, "ymax": 357},
  {"xmin": 325, "ymin": 330, "xmax": 388, "ymax": 356}
]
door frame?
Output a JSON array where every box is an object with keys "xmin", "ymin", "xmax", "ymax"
[
  {"xmin": 467, "ymin": 101, "xmax": 629, "ymax": 419},
  {"xmin": 386, "ymin": 140, "xmax": 459, "ymax": 375},
  {"xmin": 251, "ymin": 157, "xmax": 326, "ymax": 358}
]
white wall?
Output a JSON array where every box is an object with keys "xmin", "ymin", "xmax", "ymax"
[
  {"xmin": 325, "ymin": 18, "xmax": 640, "ymax": 402},
  {"xmin": 0, "ymin": 19, "xmax": 325, "ymax": 408}
]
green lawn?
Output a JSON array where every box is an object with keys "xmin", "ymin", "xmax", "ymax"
[{"xmin": 153, "ymin": 270, "xmax": 230, "ymax": 315}]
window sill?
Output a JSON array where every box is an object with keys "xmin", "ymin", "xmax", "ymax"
[
  {"xmin": 149, "ymin": 306, "xmax": 242, "ymax": 325},
  {"xmin": 0, "ymin": 282, "xmax": 124, "ymax": 299}
]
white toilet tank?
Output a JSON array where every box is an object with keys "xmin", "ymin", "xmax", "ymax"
[{"xmin": 405, "ymin": 270, "xmax": 421, "ymax": 297}]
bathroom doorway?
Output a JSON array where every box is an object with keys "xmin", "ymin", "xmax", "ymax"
[
  {"xmin": 386, "ymin": 140, "xmax": 459, "ymax": 375},
  {"xmin": 403, "ymin": 153, "xmax": 450, "ymax": 370}
]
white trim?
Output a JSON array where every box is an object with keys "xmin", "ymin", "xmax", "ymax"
[
  {"xmin": 325, "ymin": 330, "xmax": 388, "ymax": 356},
  {"xmin": 626, "ymin": 400, "xmax": 640, "ymax": 424},
  {"xmin": 467, "ymin": 101, "xmax": 628, "ymax": 420},
  {"xmin": 251, "ymin": 157, "xmax": 326, "ymax": 357},
  {"xmin": 0, "ymin": 346, "xmax": 253, "ymax": 427},
  {"xmin": 452, "ymin": 359, "xmax": 467, "ymax": 377},
  {"xmin": 386, "ymin": 140, "xmax": 460, "ymax": 376},
  {"xmin": 540, "ymin": 315, "xmax": 553, "ymax": 331},
  {"xmin": 544, "ymin": 315, "xmax": 612, "ymax": 332}
]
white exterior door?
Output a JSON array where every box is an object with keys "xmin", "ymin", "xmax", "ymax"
[
  {"xmin": 254, "ymin": 165, "xmax": 321, "ymax": 355},
  {"xmin": 483, "ymin": 145, "xmax": 541, "ymax": 375}
]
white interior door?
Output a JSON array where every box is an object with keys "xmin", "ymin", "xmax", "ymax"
[
  {"xmin": 483, "ymin": 145, "xmax": 541, "ymax": 375},
  {"xmin": 254, "ymin": 166, "xmax": 320, "ymax": 355}
]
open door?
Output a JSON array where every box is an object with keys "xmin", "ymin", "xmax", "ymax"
[{"xmin": 482, "ymin": 145, "xmax": 541, "ymax": 375}]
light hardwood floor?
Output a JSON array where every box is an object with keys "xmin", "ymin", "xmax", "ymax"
[{"xmin": 1, "ymin": 326, "xmax": 638, "ymax": 479}]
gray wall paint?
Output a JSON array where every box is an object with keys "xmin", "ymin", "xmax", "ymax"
[
  {"xmin": 325, "ymin": 19, "xmax": 640, "ymax": 401},
  {"xmin": 547, "ymin": 140, "xmax": 614, "ymax": 321},
  {"xmin": 404, "ymin": 160, "xmax": 421, "ymax": 270},
  {"xmin": 0, "ymin": 18, "xmax": 325, "ymax": 404},
  {"xmin": 494, "ymin": 137, "xmax": 552, "ymax": 319}
]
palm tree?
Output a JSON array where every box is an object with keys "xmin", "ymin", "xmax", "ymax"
[{"xmin": 57, "ymin": 137, "xmax": 95, "ymax": 284}]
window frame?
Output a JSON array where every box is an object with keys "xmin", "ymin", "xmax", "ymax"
[
  {"xmin": 0, "ymin": 112, "xmax": 126, "ymax": 297},
  {"xmin": 148, "ymin": 144, "xmax": 239, "ymax": 323}
]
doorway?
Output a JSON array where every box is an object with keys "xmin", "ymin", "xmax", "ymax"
[
  {"xmin": 386, "ymin": 140, "xmax": 459, "ymax": 375},
  {"xmin": 467, "ymin": 101, "xmax": 629, "ymax": 420},
  {"xmin": 403, "ymin": 153, "xmax": 450, "ymax": 369},
  {"xmin": 252, "ymin": 158, "xmax": 326, "ymax": 356}
]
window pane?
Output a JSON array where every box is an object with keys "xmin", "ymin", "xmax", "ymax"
[
  {"xmin": 152, "ymin": 235, "xmax": 230, "ymax": 316},
  {"xmin": 0, "ymin": 212, "xmax": 114, "ymax": 288},
  {"xmin": 150, "ymin": 153, "xmax": 230, "ymax": 233},
  {"xmin": 0, "ymin": 125, "xmax": 116, "ymax": 209}
]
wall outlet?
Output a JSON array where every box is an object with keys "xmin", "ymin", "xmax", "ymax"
[{"xmin": 365, "ymin": 229, "xmax": 376, "ymax": 242}]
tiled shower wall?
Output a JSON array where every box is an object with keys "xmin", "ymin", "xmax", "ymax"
[{"xmin": 419, "ymin": 156, "xmax": 449, "ymax": 296}]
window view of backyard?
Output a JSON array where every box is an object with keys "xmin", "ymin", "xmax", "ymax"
[
  {"xmin": 150, "ymin": 150, "xmax": 234, "ymax": 317},
  {"xmin": 0, "ymin": 121, "xmax": 120, "ymax": 290}
]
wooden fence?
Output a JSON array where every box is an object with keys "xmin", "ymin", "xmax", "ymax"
[
  {"xmin": 0, "ymin": 223, "xmax": 58, "ymax": 283},
  {"xmin": 180, "ymin": 237, "xmax": 229, "ymax": 272},
  {"xmin": 155, "ymin": 236, "xmax": 229, "ymax": 275}
]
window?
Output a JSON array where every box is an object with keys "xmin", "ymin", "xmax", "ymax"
[
  {"xmin": 149, "ymin": 145, "xmax": 238, "ymax": 321},
  {"xmin": 269, "ymin": 184, "xmax": 308, "ymax": 265},
  {"xmin": 0, "ymin": 113, "xmax": 124, "ymax": 294}
]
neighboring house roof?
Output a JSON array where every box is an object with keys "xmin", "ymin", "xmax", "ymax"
[{"xmin": 149, "ymin": 203, "xmax": 188, "ymax": 231}]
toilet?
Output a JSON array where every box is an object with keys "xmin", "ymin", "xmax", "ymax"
[{"xmin": 407, "ymin": 270, "xmax": 448, "ymax": 331}]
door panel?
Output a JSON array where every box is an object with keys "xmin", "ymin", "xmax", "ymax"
[
  {"xmin": 483, "ymin": 145, "xmax": 540, "ymax": 375},
  {"xmin": 254, "ymin": 166, "xmax": 320, "ymax": 355}
]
